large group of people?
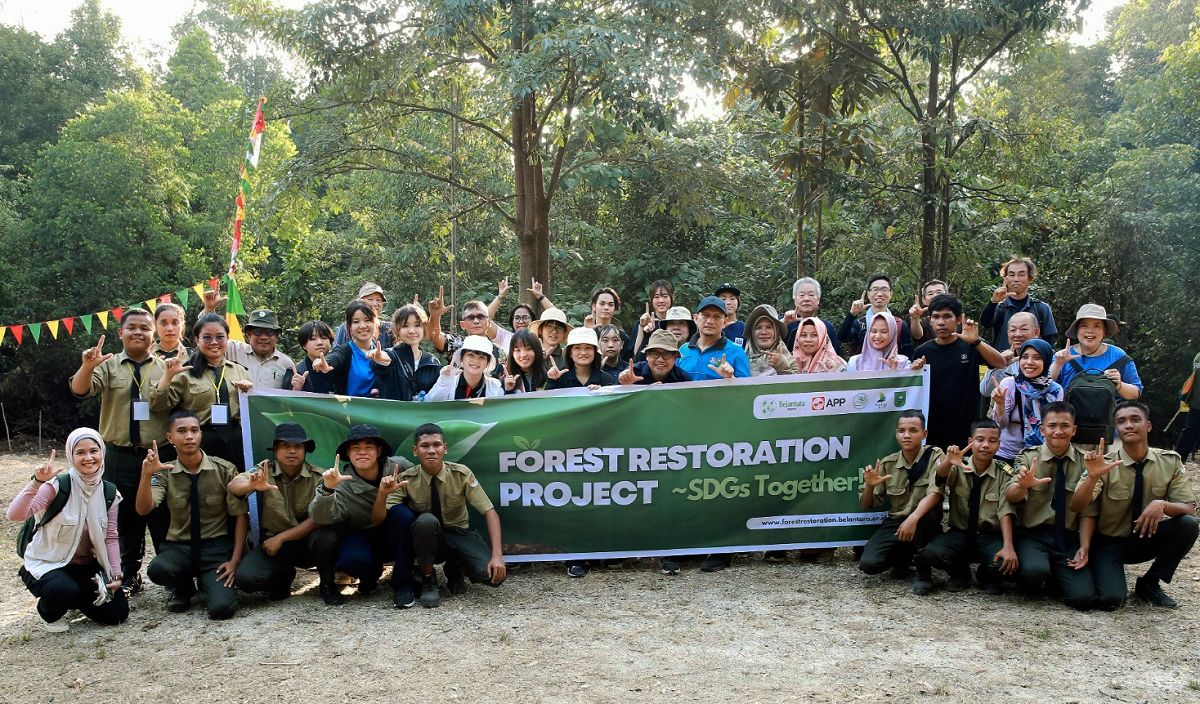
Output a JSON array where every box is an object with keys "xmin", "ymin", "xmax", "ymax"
[{"xmin": 8, "ymin": 255, "xmax": 1196, "ymax": 631}]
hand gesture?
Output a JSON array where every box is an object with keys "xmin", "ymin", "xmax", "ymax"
[
  {"xmin": 584, "ymin": 312, "xmax": 596, "ymax": 328},
  {"xmin": 954, "ymin": 318, "xmax": 981, "ymax": 344},
  {"xmin": 215, "ymin": 559, "xmax": 238, "ymax": 587},
  {"xmin": 81, "ymin": 335, "xmax": 114, "ymax": 369},
  {"xmin": 322, "ymin": 455, "xmax": 351, "ymax": 490},
  {"xmin": 366, "ymin": 339, "xmax": 390, "ymax": 365},
  {"xmin": 782, "ymin": 309, "xmax": 798, "ymax": 325},
  {"xmin": 708, "ymin": 354, "xmax": 733, "ymax": 379},
  {"xmin": 1015, "ymin": 459, "xmax": 1051, "ymax": 490},
  {"xmin": 1000, "ymin": 348, "xmax": 1016, "ymax": 365},
  {"xmin": 526, "ymin": 279, "xmax": 544, "ymax": 299},
  {"xmin": 1067, "ymin": 545, "xmax": 1089, "ymax": 570},
  {"xmin": 290, "ymin": 363, "xmax": 309, "ymax": 391},
  {"xmin": 487, "ymin": 555, "xmax": 507, "ymax": 584},
  {"xmin": 311, "ymin": 354, "xmax": 332, "ymax": 374},
  {"xmin": 908, "ymin": 295, "xmax": 926, "ymax": 321},
  {"xmin": 619, "ymin": 360, "xmax": 644, "ymax": 385},
  {"xmin": 427, "ymin": 286, "xmax": 447, "ymax": 319},
  {"xmin": 1083, "ymin": 439, "xmax": 1119, "ymax": 479},
  {"xmin": 993, "ymin": 544, "xmax": 1019, "ymax": 575},
  {"xmin": 945, "ymin": 441, "xmax": 974, "ymax": 472},
  {"xmin": 379, "ymin": 463, "xmax": 408, "ymax": 496},
  {"xmin": 503, "ymin": 373, "xmax": 519, "ymax": 392},
  {"xmin": 411, "ymin": 293, "xmax": 422, "ymax": 308},
  {"xmin": 883, "ymin": 356, "xmax": 899, "ymax": 370},
  {"xmin": 163, "ymin": 355, "xmax": 193, "ymax": 379},
  {"xmin": 1133, "ymin": 500, "xmax": 1166, "ymax": 538},
  {"xmin": 767, "ymin": 350, "xmax": 781, "ymax": 368},
  {"xmin": 991, "ymin": 382, "xmax": 1006, "ymax": 408},
  {"xmin": 203, "ymin": 284, "xmax": 229, "ymax": 313},
  {"xmin": 262, "ymin": 535, "xmax": 284, "ymax": 557},
  {"xmin": 546, "ymin": 357, "xmax": 564, "ymax": 381},
  {"xmin": 232, "ymin": 379, "xmax": 254, "ymax": 392},
  {"xmin": 34, "ymin": 450, "xmax": 58, "ymax": 483},
  {"xmin": 909, "ymin": 356, "xmax": 927, "ymax": 372},
  {"xmin": 895, "ymin": 515, "xmax": 918, "ymax": 542},
  {"xmin": 1054, "ymin": 342, "xmax": 1081, "ymax": 367},
  {"xmin": 850, "ymin": 292, "xmax": 866, "ymax": 317},
  {"xmin": 863, "ymin": 460, "xmax": 893, "ymax": 488},
  {"xmin": 497, "ymin": 276, "xmax": 511, "ymax": 299},
  {"xmin": 640, "ymin": 303, "xmax": 653, "ymax": 333},
  {"xmin": 990, "ymin": 283, "xmax": 1008, "ymax": 304},
  {"xmin": 142, "ymin": 441, "xmax": 173, "ymax": 476},
  {"xmin": 246, "ymin": 466, "xmax": 278, "ymax": 493},
  {"xmin": 441, "ymin": 362, "xmax": 457, "ymax": 377}
]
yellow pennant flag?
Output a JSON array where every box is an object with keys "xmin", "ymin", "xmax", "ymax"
[
  {"xmin": 46, "ymin": 319, "xmax": 60, "ymax": 339},
  {"xmin": 193, "ymin": 283, "xmax": 207, "ymax": 302},
  {"xmin": 0, "ymin": 326, "xmax": 6, "ymax": 344},
  {"xmin": 227, "ymin": 312, "xmax": 244, "ymax": 342},
  {"xmin": 144, "ymin": 298, "xmax": 158, "ymax": 314},
  {"xmin": 97, "ymin": 310, "xmax": 110, "ymax": 329}
]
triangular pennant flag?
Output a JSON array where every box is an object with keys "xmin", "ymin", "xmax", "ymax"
[
  {"xmin": 11, "ymin": 325, "xmax": 23, "ymax": 345},
  {"xmin": 111, "ymin": 307, "xmax": 124, "ymax": 323},
  {"xmin": 159, "ymin": 294, "xmax": 172, "ymax": 304},
  {"xmin": 143, "ymin": 298, "xmax": 158, "ymax": 314},
  {"xmin": 96, "ymin": 310, "xmax": 109, "ymax": 330},
  {"xmin": 80, "ymin": 314, "xmax": 93, "ymax": 334},
  {"xmin": 177, "ymin": 288, "xmax": 190, "ymax": 309},
  {"xmin": 227, "ymin": 312, "xmax": 244, "ymax": 342},
  {"xmin": 223, "ymin": 274, "xmax": 247, "ymax": 316},
  {"xmin": 46, "ymin": 319, "xmax": 60, "ymax": 339},
  {"xmin": 193, "ymin": 283, "xmax": 206, "ymax": 301},
  {"xmin": 208, "ymin": 277, "xmax": 219, "ymax": 292},
  {"xmin": 29, "ymin": 322, "xmax": 42, "ymax": 344},
  {"xmin": 0, "ymin": 326, "xmax": 6, "ymax": 344},
  {"xmin": 63, "ymin": 317, "xmax": 75, "ymax": 335}
]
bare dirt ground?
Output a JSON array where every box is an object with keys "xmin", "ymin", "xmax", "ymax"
[{"xmin": 1, "ymin": 451, "xmax": 1198, "ymax": 704}]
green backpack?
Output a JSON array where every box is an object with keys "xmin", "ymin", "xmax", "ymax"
[
  {"xmin": 1065, "ymin": 356, "xmax": 1131, "ymax": 445},
  {"xmin": 15, "ymin": 474, "xmax": 117, "ymax": 558}
]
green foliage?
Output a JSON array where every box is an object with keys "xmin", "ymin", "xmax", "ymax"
[{"xmin": 165, "ymin": 28, "xmax": 243, "ymax": 110}]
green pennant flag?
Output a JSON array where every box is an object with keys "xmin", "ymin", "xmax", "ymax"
[
  {"xmin": 223, "ymin": 274, "xmax": 247, "ymax": 316},
  {"xmin": 80, "ymin": 314, "xmax": 94, "ymax": 334},
  {"xmin": 176, "ymin": 287, "xmax": 190, "ymax": 310},
  {"xmin": 29, "ymin": 322, "xmax": 42, "ymax": 344}
]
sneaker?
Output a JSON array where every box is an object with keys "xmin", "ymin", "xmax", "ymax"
[
  {"xmin": 392, "ymin": 586, "xmax": 416, "ymax": 609},
  {"xmin": 763, "ymin": 551, "xmax": 788, "ymax": 564},
  {"xmin": 319, "ymin": 584, "xmax": 346, "ymax": 607},
  {"xmin": 166, "ymin": 592, "xmax": 192, "ymax": 613},
  {"xmin": 944, "ymin": 575, "xmax": 970, "ymax": 593},
  {"xmin": 121, "ymin": 573, "xmax": 143, "ymax": 597},
  {"xmin": 41, "ymin": 615, "xmax": 69, "ymax": 633},
  {"xmin": 911, "ymin": 577, "xmax": 934, "ymax": 596},
  {"xmin": 268, "ymin": 585, "xmax": 292, "ymax": 601},
  {"xmin": 659, "ymin": 558, "xmax": 680, "ymax": 576},
  {"xmin": 419, "ymin": 574, "xmax": 441, "ymax": 608},
  {"xmin": 700, "ymin": 554, "xmax": 732, "ymax": 572},
  {"xmin": 566, "ymin": 563, "xmax": 589, "ymax": 578},
  {"xmin": 358, "ymin": 578, "xmax": 379, "ymax": 595},
  {"xmin": 1135, "ymin": 577, "xmax": 1178, "ymax": 609}
]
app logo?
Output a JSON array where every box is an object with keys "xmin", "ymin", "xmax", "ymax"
[{"xmin": 812, "ymin": 396, "xmax": 827, "ymax": 411}]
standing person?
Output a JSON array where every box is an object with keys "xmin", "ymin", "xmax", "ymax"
[
  {"xmin": 792, "ymin": 317, "xmax": 847, "ymax": 374},
  {"xmin": 425, "ymin": 335, "xmax": 505, "ymax": 401},
  {"xmin": 150, "ymin": 313, "xmax": 254, "ymax": 467},
  {"xmin": 1174, "ymin": 350, "xmax": 1200, "ymax": 460},
  {"xmin": 990, "ymin": 340, "xmax": 1064, "ymax": 464},
  {"xmin": 916, "ymin": 421, "xmax": 1018, "ymax": 595},
  {"xmin": 838, "ymin": 274, "xmax": 915, "ymax": 358},
  {"xmin": 230, "ymin": 423, "xmax": 324, "ymax": 601},
  {"xmin": 714, "ymin": 283, "xmax": 745, "ymax": 344},
  {"xmin": 9, "ymin": 430, "xmax": 127, "ymax": 631},
  {"xmin": 378, "ymin": 304, "xmax": 441, "ymax": 401},
  {"xmin": 627, "ymin": 280, "xmax": 675, "ymax": 360},
  {"xmin": 308, "ymin": 425, "xmax": 405, "ymax": 606},
  {"xmin": 1070, "ymin": 402, "xmax": 1198, "ymax": 609},
  {"xmin": 1050, "ymin": 304, "xmax": 1143, "ymax": 445},
  {"xmin": 979, "ymin": 256, "xmax": 1057, "ymax": 349},
  {"xmin": 585, "ymin": 287, "xmax": 623, "ymax": 331},
  {"xmin": 908, "ymin": 279, "xmax": 947, "ymax": 348},
  {"xmin": 486, "ymin": 277, "xmax": 557, "ymax": 349},
  {"xmin": 281, "ymin": 321, "xmax": 339, "ymax": 394},
  {"xmin": 428, "ymin": 292, "xmax": 506, "ymax": 364},
  {"xmin": 138, "ymin": 412, "xmax": 247, "ymax": 619},
  {"xmin": 224, "ymin": 309, "xmax": 295, "ymax": 389},
  {"xmin": 656, "ymin": 306, "xmax": 698, "ymax": 350},
  {"xmin": 782, "ymin": 278, "xmax": 840, "ymax": 353},
  {"xmin": 333, "ymin": 282, "xmax": 393, "ymax": 348},
  {"xmin": 857, "ymin": 411, "xmax": 945, "ymax": 594},
  {"xmin": 912, "ymin": 295, "xmax": 1006, "ymax": 450},
  {"xmin": 1000, "ymin": 402, "xmax": 1097, "ymax": 610},
  {"xmin": 744, "ymin": 304, "xmax": 798, "ymax": 377},
  {"xmin": 679, "ymin": 296, "xmax": 752, "ymax": 382},
  {"xmin": 151, "ymin": 303, "xmax": 190, "ymax": 360},
  {"xmin": 529, "ymin": 308, "xmax": 572, "ymax": 371},
  {"xmin": 310, "ymin": 302, "xmax": 395, "ymax": 398},
  {"xmin": 501, "ymin": 330, "xmax": 549, "ymax": 394},
  {"xmin": 595, "ymin": 324, "xmax": 627, "ymax": 376},
  {"xmin": 548, "ymin": 327, "xmax": 617, "ymax": 392},
  {"xmin": 618, "ymin": 330, "xmax": 692, "ymax": 387},
  {"xmin": 845, "ymin": 312, "xmax": 913, "ymax": 372},
  {"xmin": 68, "ymin": 310, "xmax": 167, "ymax": 595},
  {"xmin": 980, "ymin": 312, "xmax": 1041, "ymax": 404},
  {"xmin": 375, "ymin": 423, "xmax": 506, "ymax": 608}
]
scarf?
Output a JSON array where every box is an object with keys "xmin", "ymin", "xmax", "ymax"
[
  {"xmin": 1013, "ymin": 339, "xmax": 1062, "ymax": 447},
  {"xmin": 792, "ymin": 317, "xmax": 846, "ymax": 373},
  {"xmin": 854, "ymin": 311, "xmax": 901, "ymax": 371}
]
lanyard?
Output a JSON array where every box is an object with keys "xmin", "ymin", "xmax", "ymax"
[{"xmin": 210, "ymin": 365, "xmax": 227, "ymax": 402}]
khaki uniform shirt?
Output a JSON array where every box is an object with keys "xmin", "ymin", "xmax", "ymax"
[
  {"xmin": 72, "ymin": 351, "xmax": 166, "ymax": 448},
  {"xmin": 150, "ymin": 342, "xmax": 190, "ymax": 360},
  {"xmin": 929, "ymin": 458, "xmax": 1013, "ymax": 533},
  {"xmin": 870, "ymin": 446, "xmax": 946, "ymax": 519},
  {"xmin": 227, "ymin": 341, "xmax": 293, "ymax": 389},
  {"xmin": 257, "ymin": 460, "xmax": 321, "ymax": 538},
  {"xmin": 1000, "ymin": 444, "xmax": 1089, "ymax": 530},
  {"xmin": 149, "ymin": 359, "xmax": 251, "ymax": 425},
  {"xmin": 151, "ymin": 453, "xmax": 248, "ymax": 541},
  {"xmin": 386, "ymin": 461, "xmax": 494, "ymax": 530},
  {"xmin": 1082, "ymin": 447, "xmax": 1196, "ymax": 538}
]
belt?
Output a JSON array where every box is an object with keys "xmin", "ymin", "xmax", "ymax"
[{"xmin": 108, "ymin": 444, "xmax": 150, "ymax": 455}]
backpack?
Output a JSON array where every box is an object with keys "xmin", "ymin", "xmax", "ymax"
[
  {"xmin": 1065, "ymin": 355, "xmax": 1131, "ymax": 445},
  {"xmin": 16, "ymin": 474, "xmax": 117, "ymax": 558}
]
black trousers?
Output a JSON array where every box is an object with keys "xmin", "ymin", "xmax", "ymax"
[
  {"xmin": 309, "ymin": 524, "xmax": 392, "ymax": 586},
  {"xmin": 858, "ymin": 509, "xmax": 943, "ymax": 575},
  {"xmin": 103, "ymin": 445, "xmax": 169, "ymax": 580},
  {"xmin": 388, "ymin": 506, "xmax": 497, "ymax": 587},
  {"xmin": 20, "ymin": 561, "xmax": 129, "ymax": 625},
  {"xmin": 234, "ymin": 533, "xmax": 321, "ymax": 595},
  {"xmin": 918, "ymin": 528, "xmax": 1004, "ymax": 584},
  {"xmin": 1013, "ymin": 525, "xmax": 1096, "ymax": 610},
  {"xmin": 1091, "ymin": 515, "xmax": 1199, "ymax": 609},
  {"xmin": 147, "ymin": 536, "xmax": 238, "ymax": 618},
  {"xmin": 1174, "ymin": 409, "xmax": 1200, "ymax": 461}
]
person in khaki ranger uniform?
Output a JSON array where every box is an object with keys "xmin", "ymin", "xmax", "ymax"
[
  {"xmin": 373, "ymin": 423, "xmax": 506, "ymax": 610},
  {"xmin": 230, "ymin": 423, "xmax": 324, "ymax": 601},
  {"xmin": 999, "ymin": 401, "xmax": 1097, "ymax": 610},
  {"xmin": 857, "ymin": 410, "xmax": 945, "ymax": 595},
  {"xmin": 136, "ymin": 411, "xmax": 248, "ymax": 619},
  {"xmin": 1070, "ymin": 401, "xmax": 1198, "ymax": 609},
  {"xmin": 68, "ymin": 308, "xmax": 169, "ymax": 595},
  {"xmin": 916, "ymin": 420, "xmax": 1019, "ymax": 595},
  {"xmin": 308, "ymin": 424, "xmax": 409, "ymax": 606}
]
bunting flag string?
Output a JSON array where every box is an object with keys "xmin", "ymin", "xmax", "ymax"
[
  {"xmin": 230, "ymin": 97, "xmax": 267, "ymax": 275},
  {"xmin": 0, "ymin": 274, "xmax": 247, "ymax": 348}
]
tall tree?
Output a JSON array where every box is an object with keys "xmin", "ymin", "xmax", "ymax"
[{"xmin": 165, "ymin": 28, "xmax": 242, "ymax": 110}]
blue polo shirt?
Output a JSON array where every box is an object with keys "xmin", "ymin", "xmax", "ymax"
[
  {"xmin": 1058, "ymin": 344, "xmax": 1143, "ymax": 393},
  {"xmin": 679, "ymin": 335, "xmax": 752, "ymax": 380}
]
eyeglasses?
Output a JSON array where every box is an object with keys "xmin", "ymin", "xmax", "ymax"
[
  {"xmin": 646, "ymin": 351, "xmax": 674, "ymax": 361},
  {"xmin": 248, "ymin": 329, "xmax": 279, "ymax": 337},
  {"xmin": 868, "ymin": 287, "xmax": 892, "ymax": 293},
  {"xmin": 462, "ymin": 314, "xmax": 488, "ymax": 322},
  {"xmin": 512, "ymin": 315, "xmax": 533, "ymax": 322},
  {"xmin": 199, "ymin": 335, "xmax": 227, "ymax": 344}
]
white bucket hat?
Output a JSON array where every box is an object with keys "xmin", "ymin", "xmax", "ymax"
[
  {"xmin": 1066, "ymin": 303, "xmax": 1118, "ymax": 339},
  {"xmin": 452, "ymin": 334, "xmax": 497, "ymax": 373},
  {"xmin": 529, "ymin": 307, "xmax": 574, "ymax": 337},
  {"xmin": 564, "ymin": 326, "xmax": 599, "ymax": 354}
]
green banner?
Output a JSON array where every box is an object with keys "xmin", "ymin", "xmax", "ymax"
[{"xmin": 241, "ymin": 372, "xmax": 929, "ymax": 561}]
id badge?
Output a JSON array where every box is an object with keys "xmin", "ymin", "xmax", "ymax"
[
  {"xmin": 210, "ymin": 404, "xmax": 229, "ymax": 425},
  {"xmin": 132, "ymin": 401, "xmax": 151, "ymax": 422}
]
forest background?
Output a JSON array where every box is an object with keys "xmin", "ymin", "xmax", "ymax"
[{"xmin": 0, "ymin": 0, "xmax": 1197, "ymax": 441}]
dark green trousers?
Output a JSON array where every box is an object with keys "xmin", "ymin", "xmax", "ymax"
[
  {"xmin": 1013, "ymin": 525, "xmax": 1096, "ymax": 610},
  {"xmin": 918, "ymin": 528, "xmax": 1004, "ymax": 584},
  {"xmin": 858, "ymin": 509, "xmax": 942, "ymax": 575},
  {"xmin": 234, "ymin": 533, "xmax": 321, "ymax": 596},
  {"xmin": 147, "ymin": 536, "xmax": 239, "ymax": 619},
  {"xmin": 1091, "ymin": 515, "xmax": 1199, "ymax": 610},
  {"xmin": 103, "ymin": 444, "xmax": 169, "ymax": 580}
]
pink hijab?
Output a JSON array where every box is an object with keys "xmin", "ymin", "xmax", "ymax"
[
  {"xmin": 856, "ymin": 311, "xmax": 901, "ymax": 371},
  {"xmin": 792, "ymin": 317, "xmax": 846, "ymax": 373}
]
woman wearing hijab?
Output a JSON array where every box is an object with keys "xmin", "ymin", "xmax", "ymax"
[
  {"xmin": 991, "ymin": 339, "xmax": 1064, "ymax": 464},
  {"xmin": 845, "ymin": 312, "xmax": 912, "ymax": 372},
  {"xmin": 8, "ymin": 428, "xmax": 128, "ymax": 631},
  {"xmin": 792, "ymin": 317, "xmax": 847, "ymax": 374},
  {"xmin": 744, "ymin": 304, "xmax": 799, "ymax": 377}
]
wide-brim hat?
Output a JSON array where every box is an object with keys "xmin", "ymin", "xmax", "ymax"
[
  {"xmin": 529, "ymin": 308, "xmax": 574, "ymax": 337},
  {"xmin": 657, "ymin": 305, "xmax": 697, "ymax": 338},
  {"xmin": 1065, "ymin": 303, "xmax": 1117, "ymax": 339},
  {"xmin": 643, "ymin": 329, "xmax": 681, "ymax": 355},
  {"xmin": 451, "ymin": 334, "xmax": 498, "ymax": 373},
  {"xmin": 743, "ymin": 304, "xmax": 786, "ymax": 347},
  {"xmin": 246, "ymin": 309, "xmax": 282, "ymax": 331},
  {"xmin": 268, "ymin": 422, "xmax": 316, "ymax": 453},
  {"xmin": 335, "ymin": 424, "xmax": 393, "ymax": 461},
  {"xmin": 563, "ymin": 326, "xmax": 600, "ymax": 354}
]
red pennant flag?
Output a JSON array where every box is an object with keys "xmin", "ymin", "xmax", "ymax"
[
  {"xmin": 63, "ymin": 317, "xmax": 75, "ymax": 335},
  {"xmin": 111, "ymin": 306, "xmax": 124, "ymax": 323},
  {"xmin": 208, "ymin": 277, "xmax": 219, "ymax": 292},
  {"xmin": 11, "ymin": 325, "xmax": 23, "ymax": 345}
]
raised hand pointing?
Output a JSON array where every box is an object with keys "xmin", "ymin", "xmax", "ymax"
[
  {"xmin": 619, "ymin": 360, "xmax": 644, "ymax": 385},
  {"xmin": 546, "ymin": 357, "xmax": 564, "ymax": 381},
  {"xmin": 322, "ymin": 455, "xmax": 352, "ymax": 490},
  {"xmin": 141, "ymin": 441, "xmax": 173, "ymax": 475},
  {"xmin": 82, "ymin": 335, "xmax": 113, "ymax": 369},
  {"xmin": 34, "ymin": 449, "xmax": 58, "ymax": 483},
  {"xmin": 1015, "ymin": 459, "xmax": 1052, "ymax": 490},
  {"xmin": 863, "ymin": 460, "xmax": 893, "ymax": 488}
]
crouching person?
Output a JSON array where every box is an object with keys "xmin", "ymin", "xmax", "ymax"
[
  {"xmin": 308, "ymin": 425, "xmax": 402, "ymax": 606},
  {"xmin": 857, "ymin": 410, "xmax": 945, "ymax": 594},
  {"xmin": 230, "ymin": 423, "xmax": 323, "ymax": 601},
  {"xmin": 373, "ymin": 423, "xmax": 506, "ymax": 609},
  {"xmin": 138, "ymin": 412, "xmax": 247, "ymax": 619}
]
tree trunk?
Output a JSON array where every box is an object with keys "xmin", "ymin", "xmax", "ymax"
[
  {"xmin": 511, "ymin": 0, "xmax": 551, "ymax": 303},
  {"xmin": 794, "ymin": 68, "xmax": 807, "ymax": 278},
  {"xmin": 937, "ymin": 42, "xmax": 960, "ymax": 280},
  {"xmin": 919, "ymin": 52, "xmax": 940, "ymax": 284}
]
